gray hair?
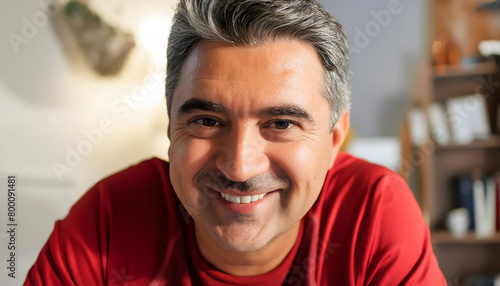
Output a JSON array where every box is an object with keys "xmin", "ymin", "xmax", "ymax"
[{"xmin": 166, "ymin": 0, "xmax": 351, "ymax": 128}]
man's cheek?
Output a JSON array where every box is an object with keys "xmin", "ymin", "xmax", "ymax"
[{"xmin": 273, "ymin": 143, "xmax": 314, "ymax": 176}]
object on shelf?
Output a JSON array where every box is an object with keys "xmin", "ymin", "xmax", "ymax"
[
  {"xmin": 407, "ymin": 107, "xmax": 429, "ymax": 147},
  {"xmin": 454, "ymin": 174, "xmax": 476, "ymax": 231},
  {"xmin": 428, "ymin": 103, "xmax": 451, "ymax": 145},
  {"xmin": 63, "ymin": 0, "xmax": 135, "ymax": 75},
  {"xmin": 432, "ymin": 36, "xmax": 461, "ymax": 75},
  {"xmin": 472, "ymin": 170, "xmax": 497, "ymax": 238},
  {"xmin": 446, "ymin": 94, "xmax": 491, "ymax": 145},
  {"xmin": 446, "ymin": 208, "xmax": 470, "ymax": 238},
  {"xmin": 496, "ymin": 172, "xmax": 500, "ymax": 231},
  {"xmin": 432, "ymin": 39, "xmax": 447, "ymax": 71},
  {"xmin": 469, "ymin": 96, "xmax": 491, "ymax": 139},
  {"xmin": 479, "ymin": 40, "xmax": 500, "ymax": 57},
  {"xmin": 453, "ymin": 170, "xmax": 499, "ymax": 236},
  {"xmin": 497, "ymin": 104, "xmax": 500, "ymax": 134}
]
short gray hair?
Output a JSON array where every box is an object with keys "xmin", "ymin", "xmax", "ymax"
[{"xmin": 166, "ymin": 0, "xmax": 351, "ymax": 128}]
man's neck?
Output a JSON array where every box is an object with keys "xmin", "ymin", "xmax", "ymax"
[{"xmin": 194, "ymin": 222, "xmax": 302, "ymax": 276}]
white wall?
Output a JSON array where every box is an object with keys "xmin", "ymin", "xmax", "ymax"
[
  {"xmin": 0, "ymin": 0, "xmax": 176, "ymax": 284},
  {"xmin": 320, "ymin": 0, "xmax": 429, "ymax": 137}
]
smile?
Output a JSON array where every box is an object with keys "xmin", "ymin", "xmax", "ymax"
[{"xmin": 219, "ymin": 192, "xmax": 267, "ymax": 204}]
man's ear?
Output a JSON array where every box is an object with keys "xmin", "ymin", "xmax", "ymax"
[
  {"xmin": 167, "ymin": 123, "xmax": 171, "ymax": 140},
  {"xmin": 167, "ymin": 123, "xmax": 172, "ymax": 159},
  {"xmin": 329, "ymin": 110, "xmax": 350, "ymax": 168}
]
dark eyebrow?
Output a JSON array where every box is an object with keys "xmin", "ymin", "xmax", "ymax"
[
  {"xmin": 177, "ymin": 100, "xmax": 313, "ymax": 122},
  {"xmin": 258, "ymin": 105, "xmax": 313, "ymax": 122},
  {"xmin": 177, "ymin": 99, "xmax": 228, "ymax": 118}
]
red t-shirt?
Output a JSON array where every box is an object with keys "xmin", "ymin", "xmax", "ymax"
[{"xmin": 25, "ymin": 153, "xmax": 446, "ymax": 285}]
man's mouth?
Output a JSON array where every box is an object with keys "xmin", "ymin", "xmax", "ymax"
[{"xmin": 219, "ymin": 192, "xmax": 267, "ymax": 204}]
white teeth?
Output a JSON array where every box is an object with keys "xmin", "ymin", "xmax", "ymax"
[
  {"xmin": 229, "ymin": 195, "xmax": 240, "ymax": 204},
  {"xmin": 220, "ymin": 192, "xmax": 267, "ymax": 204},
  {"xmin": 240, "ymin": 196, "xmax": 251, "ymax": 204}
]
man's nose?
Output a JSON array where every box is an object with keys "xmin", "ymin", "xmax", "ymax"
[{"xmin": 215, "ymin": 125, "xmax": 269, "ymax": 182}]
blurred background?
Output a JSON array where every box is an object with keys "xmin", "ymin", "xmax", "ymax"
[{"xmin": 0, "ymin": 0, "xmax": 500, "ymax": 285}]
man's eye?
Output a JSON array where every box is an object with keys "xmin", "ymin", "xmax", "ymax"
[
  {"xmin": 273, "ymin": 120, "xmax": 294, "ymax": 130},
  {"xmin": 195, "ymin": 118, "xmax": 220, "ymax": 127}
]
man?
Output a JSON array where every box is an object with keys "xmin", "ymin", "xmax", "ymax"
[{"xmin": 26, "ymin": 0, "xmax": 446, "ymax": 285}]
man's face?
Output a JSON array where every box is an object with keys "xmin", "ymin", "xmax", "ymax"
[{"xmin": 168, "ymin": 40, "xmax": 341, "ymax": 253}]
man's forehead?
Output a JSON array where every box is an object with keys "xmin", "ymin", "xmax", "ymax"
[
  {"xmin": 182, "ymin": 40, "xmax": 324, "ymax": 84},
  {"xmin": 169, "ymin": 39, "xmax": 330, "ymax": 122}
]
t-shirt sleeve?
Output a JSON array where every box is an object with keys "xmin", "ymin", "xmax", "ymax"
[
  {"xmin": 24, "ymin": 185, "xmax": 107, "ymax": 286},
  {"xmin": 363, "ymin": 173, "xmax": 446, "ymax": 286}
]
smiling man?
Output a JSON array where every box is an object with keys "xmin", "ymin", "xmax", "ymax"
[
  {"xmin": 26, "ymin": 0, "xmax": 446, "ymax": 285},
  {"xmin": 168, "ymin": 39, "xmax": 338, "ymax": 277}
]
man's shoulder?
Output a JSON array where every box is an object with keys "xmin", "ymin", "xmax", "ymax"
[
  {"xmin": 88, "ymin": 157, "xmax": 174, "ymax": 210},
  {"xmin": 328, "ymin": 152, "xmax": 397, "ymax": 184},
  {"xmin": 96, "ymin": 158, "xmax": 170, "ymax": 189},
  {"xmin": 75, "ymin": 157, "xmax": 178, "ymax": 234},
  {"xmin": 320, "ymin": 152, "xmax": 407, "ymax": 205}
]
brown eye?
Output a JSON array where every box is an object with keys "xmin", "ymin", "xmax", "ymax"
[
  {"xmin": 273, "ymin": 120, "xmax": 291, "ymax": 129},
  {"xmin": 195, "ymin": 118, "xmax": 220, "ymax": 127}
]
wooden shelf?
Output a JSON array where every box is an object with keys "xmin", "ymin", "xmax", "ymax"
[
  {"xmin": 431, "ymin": 63, "xmax": 500, "ymax": 101},
  {"xmin": 411, "ymin": 1, "xmax": 500, "ymax": 280},
  {"xmin": 432, "ymin": 231, "xmax": 500, "ymax": 245},
  {"xmin": 433, "ymin": 61, "xmax": 498, "ymax": 79},
  {"xmin": 435, "ymin": 136, "xmax": 500, "ymax": 151}
]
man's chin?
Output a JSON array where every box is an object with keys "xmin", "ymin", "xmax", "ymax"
[
  {"xmin": 209, "ymin": 225, "xmax": 271, "ymax": 253},
  {"xmin": 214, "ymin": 239, "xmax": 268, "ymax": 253}
]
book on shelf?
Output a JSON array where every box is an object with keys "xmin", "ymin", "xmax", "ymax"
[
  {"xmin": 428, "ymin": 103, "xmax": 451, "ymax": 145},
  {"xmin": 468, "ymin": 95, "xmax": 490, "ymax": 140},
  {"xmin": 454, "ymin": 174, "xmax": 476, "ymax": 230},
  {"xmin": 453, "ymin": 172, "xmax": 498, "ymax": 236},
  {"xmin": 497, "ymin": 103, "xmax": 500, "ymax": 134},
  {"xmin": 497, "ymin": 172, "xmax": 500, "ymax": 231},
  {"xmin": 474, "ymin": 176, "xmax": 497, "ymax": 238},
  {"xmin": 407, "ymin": 107, "xmax": 429, "ymax": 146},
  {"xmin": 463, "ymin": 274, "xmax": 500, "ymax": 286}
]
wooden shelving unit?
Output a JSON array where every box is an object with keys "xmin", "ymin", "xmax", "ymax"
[
  {"xmin": 435, "ymin": 136, "xmax": 500, "ymax": 151},
  {"xmin": 402, "ymin": 0, "xmax": 500, "ymax": 281},
  {"xmin": 404, "ymin": 61, "xmax": 500, "ymax": 282},
  {"xmin": 433, "ymin": 61, "xmax": 498, "ymax": 79},
  {"xmin": 432, "ymin": 231, "xmax": 500, "ymax": 245}
]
